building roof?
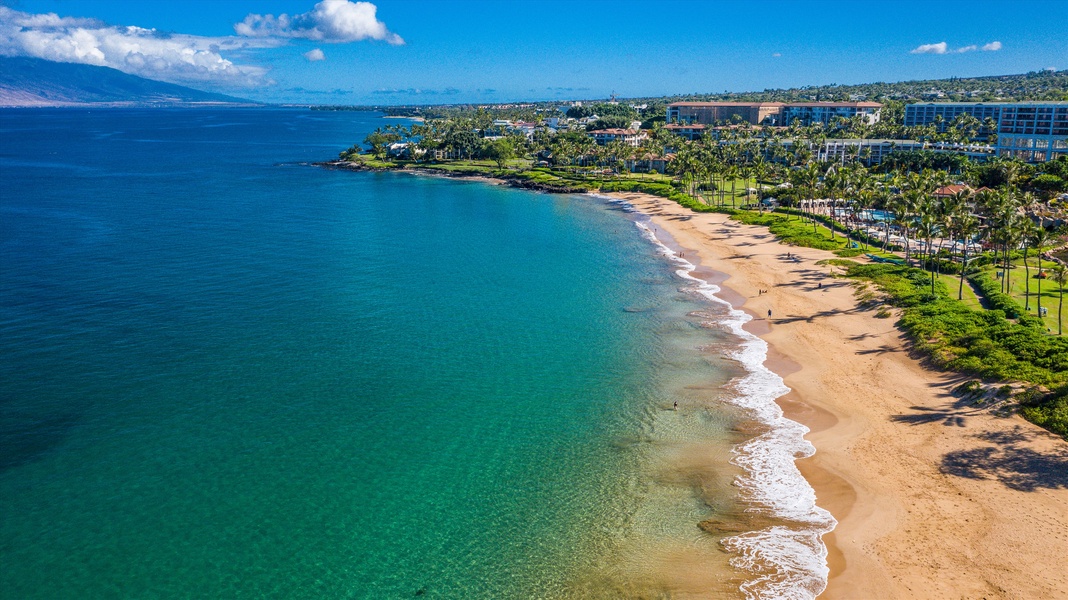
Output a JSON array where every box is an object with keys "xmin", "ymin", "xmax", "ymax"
[
  {"xmin": 668, "ymin": 101, "xmax": 784, "ymax": 107},
  {"xmin": 783, "ymin": 102, "xmax": 883, "ymax": 108},
  {"xmin": 907, "ymin": 101, "xmax": 1068, "ymax": 107},
  {"xmin": 934, "ymin": 184, "xmax": 974, "ymax": 196}
]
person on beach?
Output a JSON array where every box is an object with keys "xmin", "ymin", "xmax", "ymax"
[
  {"xmin": 673, "ymin": 401, "xmax": 678, "ymax": 411},
  {"xmin": 768, "ymin": 309, "xmax": 772, "ymax": 318}
]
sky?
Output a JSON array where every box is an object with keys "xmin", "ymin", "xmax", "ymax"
[{"xmin": 1, "ymin": 0, "xmax": 1065, "ymax": 105}]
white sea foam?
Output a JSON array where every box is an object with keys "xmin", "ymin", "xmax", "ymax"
[
  {"xmin": 588, "ymin": 192, "xmax": 638, "ymax": 213},
  {"xmin": 633, "ymin": 220, "xmax": 837, "ymax": 600}
]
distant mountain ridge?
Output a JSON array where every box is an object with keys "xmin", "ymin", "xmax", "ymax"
[{"xmin": 0, "ymin": 57, "xmax": 255, "ymax": 107}]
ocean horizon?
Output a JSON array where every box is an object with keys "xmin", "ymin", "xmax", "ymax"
[{"xmin": 0, "ymin": 108, "xmax": 828, "ymax": 599}]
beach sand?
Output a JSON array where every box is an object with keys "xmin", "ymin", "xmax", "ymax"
[{"xmin": 607, "ymin": 191, "xmax": 1068, "ymax": 599}]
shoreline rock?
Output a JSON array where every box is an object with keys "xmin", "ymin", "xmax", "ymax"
[{"xmin": 312, "ymin": 160, "xmax": 590, "ymax": 194}]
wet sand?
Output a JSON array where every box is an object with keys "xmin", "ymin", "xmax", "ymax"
[{"xmin": 608, "ymin": 191, "xmax": 1068, "ymax": 599}]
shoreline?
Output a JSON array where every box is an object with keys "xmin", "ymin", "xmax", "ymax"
[
  {"xmin": 319, "ymin": 161, "xmax": 1068, "ymax": 596},
  {"xmin": 608, "ymin": 190, "xmax": 1068, "ymax": 599},
  {"xmin": 315, "ymin": 160, "xmax": 591, "ymax": 194}
]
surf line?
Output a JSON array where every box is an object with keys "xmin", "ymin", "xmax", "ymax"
[{"xmin": 634, "ymin": 218, "xmax": 837, "ymax": 600}]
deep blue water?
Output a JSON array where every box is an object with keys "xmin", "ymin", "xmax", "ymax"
[{"xmin": 0, "ymin": 108, "xmax": 753, "ymax": 598}]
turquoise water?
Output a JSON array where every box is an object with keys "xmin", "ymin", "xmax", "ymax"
[{"xmin": 0, "ymin": 109, "xmax": 760, "ymax": 598}]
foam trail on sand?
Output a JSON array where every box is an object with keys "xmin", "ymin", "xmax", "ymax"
[{"xmin": 630, "ymin": 214, "xmax": 836, "ymax": 600}]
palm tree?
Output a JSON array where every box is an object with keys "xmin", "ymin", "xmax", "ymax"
[
  {"xmin": 1018, "ymin": 218, "xmax": 1036, "ymax": 310},
  {"xmin": 726, "ymin": 162, "xmax": 740, "ymax": 209},
  {"xmin": 1000, "ymin": 216, "xmax": 1023, "ymax": 295},
  {"xmin": 752, "ymin": 156, "xmax": 768, "ymax": 207},
  {"xmin": 955, "ymin": 211, "xmax": 981, "ymax": 301},
  {"xmin": 824, "ymin": 164, "xmax": 841, "ymax": 241},
  {"xmin": 797, "ymin": 162, "xmax": 822, "ymax": 232},
  {"xmin": 1031, "ymin": 226, "xmax": 1054, "ymax": 321},
  {"xmin": 1053, "ymin": 264, "xmax": 1067, "ymax": 335},
  {"xmin": 916, "ymin": 199, "xmax": 940, "ymax": 294}
]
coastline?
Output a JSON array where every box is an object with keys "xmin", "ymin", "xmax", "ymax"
[
  {"xmin": 315, "ymin": 160, "xmax": 590, "ymax": 194},
  {"xmin": 318, "ymin": 161, "xmax": 1068, "ymax": 596},
  {"xmin": 607, "ymin": 190, "xmax": 1068, "ymax": 599}
]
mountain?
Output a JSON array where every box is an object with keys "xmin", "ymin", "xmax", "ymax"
[{"xmin": 0, "ymin": 57, "xmax": 256, "ymax": 107}]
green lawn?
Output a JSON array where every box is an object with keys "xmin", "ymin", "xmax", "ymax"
[
  {"xmin": 1000, "ymin": 260, "xmax": 1067, "ymax": 334},
  {"xmin": 939, "ymin": 272, "xmax": 984, "ymax": 311}
]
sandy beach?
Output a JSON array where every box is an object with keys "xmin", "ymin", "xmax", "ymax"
[{"xmin": 607, "ymin": 191, "xmax": 1068, "ymax": 599}]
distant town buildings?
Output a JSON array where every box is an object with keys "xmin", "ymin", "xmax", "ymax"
[
  {"xmin": 666, "ymin": 101, "xmax": 882, "ymax": 127},
  {"xmin": 904, "ymin": 102, "xmax": 1068, "ymax": 162}
]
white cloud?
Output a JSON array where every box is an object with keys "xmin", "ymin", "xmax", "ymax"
[
  {"xmin": 304, "ymin": 48, "xmax": 325, "ymax": 61},
  {"xmin": 0, "ymin": 6, "xmax": 272, "ymax": 86},
  {"xmin": 772, "ymin": 52, "xmax": 782, "ymax": 58},
  {"xmin": 912, "ymin": 40, "xmax": 1004, "ymax": 55},
  {"xmin": 236, "ymin": 0, "xmax": 403, "ymax": 45},
  {"xmin": 911, "ymin": 42, "xmax": 948, "ymax": 54}
]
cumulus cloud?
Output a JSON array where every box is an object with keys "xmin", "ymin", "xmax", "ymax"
[
  {"xmin": 911, "ymin": 41, "xmax": 948, "ymax": 54},
  {"xmin": 235, "ymin": 0, "xmax": 403, "ymax": 45},
  {"xmin": 911, "ymin": 40, "xmax": 1003, "ymax": 55},
  {"xmin": 0, "ymin": 6, "xmax": 272, "ymax": 86},
  {"xmin": 304, "ymin": 48, "xmax": 325, "ymax": 61},
  {"xmin": 772, "ymin": 52, "xmax": 782, "ymax": 57}
]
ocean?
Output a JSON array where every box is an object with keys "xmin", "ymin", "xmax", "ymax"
[{"xmin": 0, "ymin": 108, "xmax": 830, "ymax": 598}]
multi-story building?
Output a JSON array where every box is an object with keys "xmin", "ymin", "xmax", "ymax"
[
  {"xmin": 666, "ymin": 102, "xmax": 783, "ymax": 126},
  {"xmin": 764, "ymin": 139, "xmax": 993, "ymax": 165},
  {"xmin": 588, "ymin": 128, "xmax": 646, "ymax": 146},
  {"xmin": 662, "ymin": 123, "xmax": 707, "ymax": 140},
  {"xmin": 904, "ymin": 102, "xmax": 1068, "ymax": 162},
  {"xmin": 903, "ymin": 102, "xmax": 1002, "ymax": 136},
  {"xmin": 777, "ymin": 102, "xmax": 883, "ymax": 126},
  {"xmin": 667, "ymin": 101, "xmax": 882, "ymax": 127},
  {"xmin": 657, "ymin": 122, "xmax": 751, "ymax": 139},
  {"xmin": 995, "ymin": 103, "xmax": 1068, "ymax": 163}
]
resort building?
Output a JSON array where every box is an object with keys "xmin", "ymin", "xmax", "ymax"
[
  {"xmin": 625, "ymin": 154, "xmax": 674, "ymax": 174},
  {"xmin": 587, "ymin": 128, "xmax": 646, "ymax": 146},
  {"xmin": 667, "ymin": 101, "xmax": 882, "ymax": 127},
  {"xmin": 903, "ymin": 102, "xmax": 1002, "ymax": 136},
  {"xmin": 666, "ymin": 102, "xmax": 783, "ymax": 126},
  {"xmin": 662, "ymin": 124, "xmax": 761, "ymax": 141},
  {"xmin": 766, "ymin": 139, "xmax": 993, "ymax": 165},
  {"xmin": 662, "ymin": 123, "xmax": 707, "ymax": 140},
  {"xmin": 903, "ymin": 102, "xmax": 1068, "ymax": 162},
  {"xmin": 995, "ymin": 103, "xmax": 1068, "ymax": 163},
  {"xmin": 777, "ymin": 102, "xmax": 883, "ymax": 126}
]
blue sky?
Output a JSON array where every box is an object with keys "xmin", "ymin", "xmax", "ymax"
[{"xmin": 1, "ymin": 0, "xmax": 1065, "ymax": 104}]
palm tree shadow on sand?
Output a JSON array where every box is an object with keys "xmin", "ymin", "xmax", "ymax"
[{"xmin": 892, "ymin": 393, "xmax": 1068, "ymax": 492}]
